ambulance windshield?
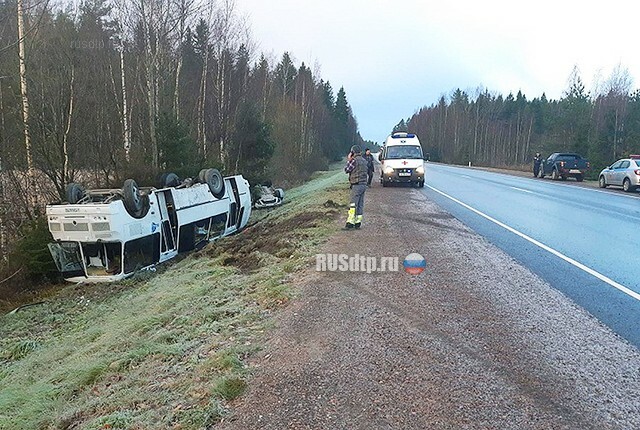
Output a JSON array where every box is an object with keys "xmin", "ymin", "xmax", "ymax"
[{"xmin": 386, "ymin": 145, "xmax": 423, "ymax": 159}]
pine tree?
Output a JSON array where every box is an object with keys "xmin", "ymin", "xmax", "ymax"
[
  {"xmin": 334, "ymin": 86, "xmax": 351, "ymax": 152},
  {"xmin": 392, "ymin": 119, "xmax": 407, "ymax": 133},
  {"xmin": 274, "ymin": 52, "xmax": 297, "ymax": 100}
]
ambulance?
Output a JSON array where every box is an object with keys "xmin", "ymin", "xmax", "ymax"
[{"xmin": 378, "ymin": 132, "xmax": 426, "ymax": 187}]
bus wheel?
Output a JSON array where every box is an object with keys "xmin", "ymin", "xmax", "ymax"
[
  {"xmin": 198, "ymin": 169, "xmax": 208, "ymax": 184},
  {"xmin": 66, "ymin": 183, "xmax": 85, "ymax": 204},
  {"xmin": 204, "ymin": 169, "xmax": 225, "ymax": 199},
  {"xmin": 123, "ymin": 179, "xmax": 149, "ymax": 218},
  {"xmin": 159, "ymin": 172, "xmax": 180, "ymax": 188}
]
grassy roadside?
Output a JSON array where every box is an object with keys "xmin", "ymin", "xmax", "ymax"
[{"xmin": 0, "ymin": 168, "xmax": 348, "ymax": 430}]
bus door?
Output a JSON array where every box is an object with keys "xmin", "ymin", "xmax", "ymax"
[
  {"xmin": 226, "ymin": 178, "xmax": 243, "ymax": 230},
  {"xmin": 155, "ymin": 190, "xmax": 178, "ymax": 255}
]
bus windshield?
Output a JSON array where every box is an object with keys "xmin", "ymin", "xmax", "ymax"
[
  {"xmin": 48, "ymin": 241, "xmax": 123, "ymax": 278},
  {"xmin": 48, "ymin": 242, "xmax": 84, "ymax": 276}
]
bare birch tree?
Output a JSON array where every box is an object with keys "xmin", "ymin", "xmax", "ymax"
[
  {"xmin": 210, "ymin": 0, "xmax": 248, "ymax": 169},
  {"xmin": 604, "ymin": 64, "xmax": 633, "ymax": 158},
  {"xmin": 110, "ymin": 3, "xmax": 134, "ymax": 163},
  {"xmin": 172, "ymin": 0, "xmax": 198, "ymax": 119},
  {"xmin": 17, "ymin": 0, "xmax": 35, "ymax": 204},
  {"xmin": 119, "ymin": 46, "xmax": 131, "ymax": 161},
  {"xmin": 61, "ymin": 66, "xmax": 74, "ymax": 185},
  {"xmin": 113, "ymin": 0, "xmax": 181, "ymax": 169},
  {"xmin": 0, "ymin": 79, "xmax": 7, "ymax": 259}
]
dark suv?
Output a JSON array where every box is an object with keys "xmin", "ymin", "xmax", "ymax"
[{"xmin": 539, "ymin": 152, "xmax": 590, "ymax": 181}]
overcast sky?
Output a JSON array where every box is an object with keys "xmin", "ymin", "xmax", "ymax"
[{"xmin": 236, "ymin": 0, "xmax": 638, "ymax": 143}]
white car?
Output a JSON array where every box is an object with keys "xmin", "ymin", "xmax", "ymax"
[
  {"xmin": 378, "ymin": 132, "xmax": 426, "ymax": 187},
  {"xmin": 598, "ymin": 156, "xmax": 640, "ymax": 192}
]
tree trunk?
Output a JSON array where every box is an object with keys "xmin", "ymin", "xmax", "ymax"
[
  {"xmin": 217, "ymin": 55, "xmax": 227, "ymax": 168},
  {"xmin": 473, "ymin": 102, "xmax": 480, "ymax": 161},
  {"xmin": 17, "ymin": 0, "xmax": 36, "ymax": 206},
  {"xmin": 120, "ymin": 48, "xmax": 131, "ymax": 162},
  {"xmin": 515, "ymin": 113, "xmax": 521, "ymax": 164},
  {"xmin": 483, "ymin": 121, "xmax": 490, "ymax": 164},
  {"xmin": 197, "ymin": 51, "xmax": 209, "ymax": 159},
  {"xmin": 613, "ymin": 109, "xmax": 619, "ymax": 159},
  {"xmin": 525, "ymin": 116, "xmax": 533, "ymax": 162},
  {"xmin": 0, "ymin": 82, "xmax": 6, "ymax": 260},
  {"xmin": 62, "ymin": 67, "xmax": 75, "ymax": 186},
  {"xmin": 146, "ymin": 56, "xmax": 159, "ymax": 169},
  {"xmin": 300, "ymin": 78, "xmax": 306, "ymax": 159},
  {"xmin": 262, "ymin": 69, "xmax": 269, "ymax": 122},
  {"xmin": 234, "ymin": 141, "xmax": 242, "ymax": 172},
  {"xmin": 174, "ymin": 54, "xmax": 183, "ymax": 118},
  {"xmin": 141, "ymin": 0, "xmax": 159, "ymax": 169},
  {"xmin": 173, "ymin": 0, "xmax": 186, "ymax": 119}
]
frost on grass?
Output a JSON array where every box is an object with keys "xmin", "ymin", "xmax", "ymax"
[{"xmin": 0, "ymin": 168, "xmax": 349, "ymax": 429}]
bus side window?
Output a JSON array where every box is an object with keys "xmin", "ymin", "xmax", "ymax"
[
  {"xmin": 124, "ymin": 234, "xmax": 159, "ymax": 274},
  {"xmin": 195, "ymin": 218, "xmax": 211, "ymax": 243},
  {"xmin": 178, "ymin": 224, "xmax": 195, "ymax": 253},
  {"xmin": 209, "ymin": 213, "xmax": 227, "ymax": 239},
  {"xmin": 178, "ymin": 219, "xmax": 214, "ymax": 253}
]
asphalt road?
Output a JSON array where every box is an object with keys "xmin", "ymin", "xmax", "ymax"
[
  {"xmin": 421, "ymin": 163, "xmax": 640, "ymax": 348},
  {"xmin": 223, "ymin": 170, "xmax": 640, "ymax": 429}
]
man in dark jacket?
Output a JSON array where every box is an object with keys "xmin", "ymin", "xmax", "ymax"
[
  {"xmin": 364, "ymin": 148, "xmax": 375, "ymax": 186},
  {"xmin": 344, "ymin": 145, "xmax": 368, "ymax": 229},
  {"xmin": 533, "ymin": 152, "xmax": 543, "ymax": 177}
]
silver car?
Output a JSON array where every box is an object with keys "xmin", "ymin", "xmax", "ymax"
[{"xmin": 598, "ymin": 156, "xmax": 640, "ymax": 192}]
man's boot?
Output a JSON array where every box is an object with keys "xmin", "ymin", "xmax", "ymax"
[
  {"xmin": 345, "ymin": 204, "xmax": 356, "ymax": 229},
  {"xmin": 355, "ymin": 215, "xmax": 363, "ymax": 229}
]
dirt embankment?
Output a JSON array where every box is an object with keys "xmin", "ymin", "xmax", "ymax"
[{"xmin": 218, "ymin": 182, "xmax": 640, "ymax": 429}]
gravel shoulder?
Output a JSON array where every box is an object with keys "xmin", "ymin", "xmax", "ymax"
[{"xmin": 218, "ymin": 181, "xmax": 640, "ymax": 429}]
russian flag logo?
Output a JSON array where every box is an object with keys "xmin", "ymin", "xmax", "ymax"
[{"xmin": 403, "ymin": 253, "xmax": 426, "ymax": 275}]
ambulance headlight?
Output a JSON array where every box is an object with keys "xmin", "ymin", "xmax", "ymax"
[
  {"xmin": 384, "ymin": 166, "xmax": 394, "ymax": 175},
  {"xmin": 416, "ymin": 165, "xmax": 425, "ymax": 174}
]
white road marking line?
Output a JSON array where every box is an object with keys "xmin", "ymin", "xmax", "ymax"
[
  {"xmin": 426, "ymin": 184, "xmax": 640, "ymax": 302},
  {"xmin": 510, "ymin": 186, "xmax": 534, "ymax": 194},
  {"xmin": 459, "ymin": 174, "xmax": 472, "ymax": 179},
  {"xmin": 563, "ymin": 183, "xmax": 640, "ymax": 199}
]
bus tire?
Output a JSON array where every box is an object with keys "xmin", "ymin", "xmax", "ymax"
[
  {"xmin": 159, "ymin": 172, "xmax": 180, "ymax": 188},
  {"xmin": 66, "ymin": 183, "xmax": 85, "ymax": 204},
  {"xmin": 198, "ymin": 169, "xmax": 208, "ymax": 184},
  {"xmin": 204, "ymin": 169, "xmax": 225, "ymax": 199},
  {"xmin": 123, "ymin": 179, "xmax": 149, "ymax": 218}
]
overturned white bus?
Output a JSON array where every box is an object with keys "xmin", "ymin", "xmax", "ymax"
[{"xmin": 46, "ymin": 169, "xmax": 251, "ymax": 282}]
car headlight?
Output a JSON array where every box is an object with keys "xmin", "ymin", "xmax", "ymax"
[
  {"xmin": 416, "ymin": 166, "xmax": 425, "ymax": 174},
  {"xmin": 384, "ymin": 166, "xmax": 394, "ymax": 174}
]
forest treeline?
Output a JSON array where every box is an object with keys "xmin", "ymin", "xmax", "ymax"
[
  {"xmin": 398, "ymin": 66, "xmax": 640, "ymax": 171},
  {"xmin": 0, "ymin": 0, "xmax": 364, "ymax": 288}
]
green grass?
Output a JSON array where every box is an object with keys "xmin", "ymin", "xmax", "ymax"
[
  {"xmin": 0, "ymin": 168, "xmax": 348, "ymax": 429},
  {"xmin": 212, "ymin": 376, "xmax": 247, "ymax": 401}
]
